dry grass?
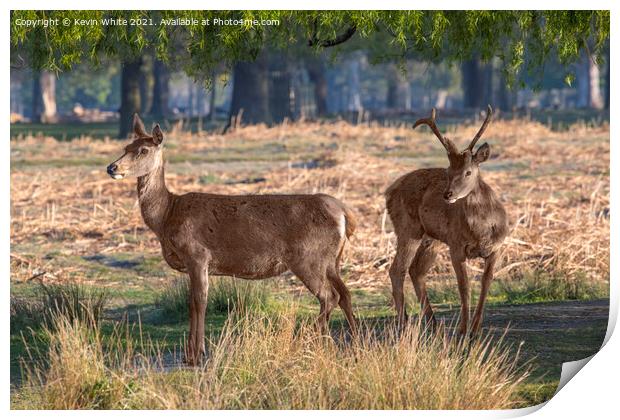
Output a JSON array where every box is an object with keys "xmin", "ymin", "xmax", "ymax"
[
  {"xmin": 14, "ymin": 306, "xmax": 529, "ymax": 409},
  {"xmin": 10, "ymin": 119, "xmax": 609, "ymax": 294}
]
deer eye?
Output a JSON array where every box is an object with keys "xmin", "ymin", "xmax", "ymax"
[
  {"xmin": 465, "ymin": 170, "xmax": 472, "ymax": 177},
  {"xmin": 139, "ymin": 148, "xmax": 149, "ymax": 155}
]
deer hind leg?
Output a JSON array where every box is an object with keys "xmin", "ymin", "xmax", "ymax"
[
  {"xmin": 471, "ymin": 252, "xmax": 497, "ymax": 335},
  {"xmin": 326, "ymin": 265, "xmax": 357, "ymax": 334},
  {"xmin": 318, "ymin": 283, "xmax": 340, "ymax": 334},
  {"xmin": 450, "ymin": 249, "xmax": 470, "ymax": 337},
  {"xmin": 409, "ymin": 236, "xmax": 438, "ymax": 327},
  {"xmin": 292, "ymin": 263, "xmax": 339, "ymax": 335},
  {"xmin": 389, "ymin": 237, "xmax": 418, "ymax": 327}
]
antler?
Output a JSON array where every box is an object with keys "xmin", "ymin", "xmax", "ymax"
[
  {"xmin": 413, "ymin": 108, "xmax": 458, "ymax": 155},
  {"xmin": 468, "ymin": 105, "xmax": 493, "ymax": 150}
]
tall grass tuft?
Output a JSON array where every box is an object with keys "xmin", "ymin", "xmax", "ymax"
[
  {"xmin": 18, "ymin": 314, "xmax": 127, "ymax": 409},
  {"xmin": 10, "ymin": 297, "xmax": 45, "ymax": 332},
  {"xmin": 155, "ymin": 277, "xmax": 190, "ymax": 322},
  {"xmin": 207, "ymin": 277, "xmax": 271, "ymax": 315},
  {"xmin": 193, "ymin": 310, "xmax": 529, "ymax": 409},
  {"xmin": 14, "ymin": 303, "xmax": 529, "ymax": 410},
  {"xmin": 37, "ymin": 282, "xmax": 109, "ymax": 327},
  {"xmin": 10, "ymin": 282, "xmax": 108, "ymax": 331},
  {"xmin": 155, "ymin": 277, "xmax": 273, "ymax": 322}
]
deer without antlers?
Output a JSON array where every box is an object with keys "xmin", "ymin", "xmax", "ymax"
[
  {"xmin": 107, "ymin": 115, "xmax": 357, "ymax": 365},
  {"xmin": 386, "ymin": 106, "xmax": 508, "ymax": 336}
]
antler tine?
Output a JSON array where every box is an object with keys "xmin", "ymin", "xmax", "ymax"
[
  {"xmin": 413, "ymin": 108, "xmax": 455, "ymax": 153},
  {"xmin": 468, "ymin": 105, "xmax": 493, "ymax": 150}
]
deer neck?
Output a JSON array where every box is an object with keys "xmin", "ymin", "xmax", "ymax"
[
  {"xmin": 462, "ymin": 177, "xmax": 500, "ymax": 227},
  {"xmin": 463, "ymin": 178, "xmax": 491, "ymax": 209},
  {"xmin": 137, "ymin": 162, "xmax": 172, "ymax": 236}
]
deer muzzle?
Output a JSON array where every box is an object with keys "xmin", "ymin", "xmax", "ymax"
[
  {"xmin": 443, "ymin": 190, "xmax": 457, "ymax": 204},
  {"xmin": 107, "ymin": 163, "xmax": 124, "ymax": 180}
]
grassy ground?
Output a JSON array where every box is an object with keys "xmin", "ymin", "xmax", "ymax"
[
  {"xmin": 9, "ymin": 280, "xmax": 608, "ymax": 408},
  {"xmin": 10, "ymin": 116, "xmax": 609, "ymax": 409}
]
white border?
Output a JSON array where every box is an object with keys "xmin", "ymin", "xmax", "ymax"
[{"xmin": 3, "ymin": 2, "xmax": 617, "ymax": 419}]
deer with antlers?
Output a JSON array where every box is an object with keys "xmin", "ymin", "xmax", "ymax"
[
  {"xmin": 386, "ymin": 106, "xmax": 508, "ymax": 336},
  {"xmin": 107, "ymin": 115, "xmax": 357, "ymax": 365}
]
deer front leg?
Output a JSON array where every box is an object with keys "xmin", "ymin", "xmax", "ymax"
[
  {"xmin": 471, "ymin": 252, "xmax": 497, "ymax": 334},
  {"xmin": 450, "ymin": 249, "xmax": 470, "ymax": 337},
  {"xmin": 184, "ymin": 263, "xmax": 209, "ymax": 366},
  {"xmin": 186, "ymin": 283, "xmax": 197, "ymax": 365}
]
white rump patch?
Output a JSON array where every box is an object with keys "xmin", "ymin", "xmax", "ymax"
[{"xmin": 338, "ymin": 214, "xmax": 346, "ymax": 239}]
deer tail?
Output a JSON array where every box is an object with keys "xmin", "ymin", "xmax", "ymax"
[{"xmin": 342, "ymin": 204, "xmax": 357, "ymax": 240}]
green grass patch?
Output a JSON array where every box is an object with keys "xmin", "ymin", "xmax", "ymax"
[
  {"xmin": 154, "ymin": 277, "xmax": 276, "ymax": 323},
  {"xmin": 516, "ymin": 382, "xmax": 558, "ymax": 407},
  {"xmin": 498, "ymin": 271, "xmax": 608, "ymax": 304},
  {"xmin": 10, "ymin": 122, "xmax": 119, "ymax": 140},
  {"xmin": 10, "ymin": 118, "xmax": 228, "ymax": 141}
]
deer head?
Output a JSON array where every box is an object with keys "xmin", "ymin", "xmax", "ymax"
[
  {"xmin": 107, "ymin": 114, "xmax": 164, "ymax": 179},
  {"xmin": 413, "ymin": 106, "xmax": 493, "ymax": 203}
]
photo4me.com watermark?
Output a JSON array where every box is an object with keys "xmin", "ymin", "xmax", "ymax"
[{"xmin": 13, "ymin": 16, "xmax": 281, "ymax": 28}]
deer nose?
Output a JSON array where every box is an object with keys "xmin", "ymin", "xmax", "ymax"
[
  {"xmin": 444, "ymin": 191, "xmax": 454, "ymax": 200},
  {"xmin": 107, "ymin": 164, "xmax": 118, "ymax": 175}
]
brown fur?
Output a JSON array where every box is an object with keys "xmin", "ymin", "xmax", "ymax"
[
  {"xmin": 386, "ymin": 107, "xmax": 508, "ymax": 335},
  {"xmin": 107, "ymin": 115, "xmax": 357, "ymax": 364}
]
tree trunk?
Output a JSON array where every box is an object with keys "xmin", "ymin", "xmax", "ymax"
[
  {"xmin": 31, "ymin": 70, "xmax": 42, "ymax": 121},
  {"xmin": 228, "ymin": 53, "xmax": 270, "ymax": 127},
  {"xmin": 197, "ymin": 84, "xmax": 206, "ymax": 116},
  {"xmin": 386, "ymin": 64, "xmax": 411, "ymax": 110},
  {"xmin": 461, "ymin": 58, "xmax": 481, "ymax": 109},
  {"xmin": 139, "ymin": 68, "xmax": 149, "ymax": 114},
  {"xmin": 605, "ymin": 50, "xmax": 610, "ymax": 109},
  {"xmin": 209, "ymin": 74, "xmax": 217, "ymax": 122},
  {"xmin": 39, "ymin": 71, "xmax": 57, "ymax": 123},
  {"xmin": 346, "ymin": 53, "xmax": 363, "ymax": 122},
  {"xmin": 268, "ymin": 52, "xmax": 291, "ymax": 124},
  {"xmin": 497, "ymin": 69, "xmax": 514, "ymax": 111},
  {"xmin": 150, "ymin": 58, "xmax": 170, "ymax": 118},
  {"xmin": 576, "ymin": 52, "xmax": 603, "ymax": 109},
  {"xmin": 588, "ymin": 59, "xmax": 603, "ymax": 109},
  {"xmin": 32, "ymin": 70, "xmax": 57, "ymax": 123},
  {"xmin": 306, "ymin": 56, "xmax": 328, "ymax": 118},
  {"xmin": 119, "ymin": 58, "xmax": 143, "ymax": 138},
  {"xmin": 386, "ymin": 65, "xmax": 398, "ymax": 109},
  {"xmin": 187, "ymin": 79, "xmax": 195, "ymax": 118},
  {"xmin": 576, "ymin": 55, "xmax": 589, "ymax": 108},
  {"xmin": 480, "ymin": 62, "xmax": 494, "ymax": 107},
  {"xmin": 347, "ymin": 57, "xmax": 362, "ymax": 111}
]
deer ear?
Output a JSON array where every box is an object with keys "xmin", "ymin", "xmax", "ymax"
[
  {"xmin": 133, "ymin": 113, "xmax": 148, "ymax": 137},
  {"xmin": 152, "ymin": 124, "xmax": 164, "ymax": 145},
  {"xmin": 473, "ymin": 142, "xmax": 490, "ymax": 164}
]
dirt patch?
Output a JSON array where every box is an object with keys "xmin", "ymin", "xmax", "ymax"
[
  {"xmin": 482, "ymin": 299, "xmax": 609, "ymax": 332},
  {"xmin": 471, "ymin": 299, "xmax": 609, "ymax": 381}
]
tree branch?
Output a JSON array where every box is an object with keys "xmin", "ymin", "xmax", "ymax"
[{"xmin": 308, "ymin": 25, "xmax": 357, "ymax": 48}]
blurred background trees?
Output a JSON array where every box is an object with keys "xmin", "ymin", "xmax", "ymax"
[{"xmin": 10, "ymin": 10, "xmax": 610, "ymax": 136}]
